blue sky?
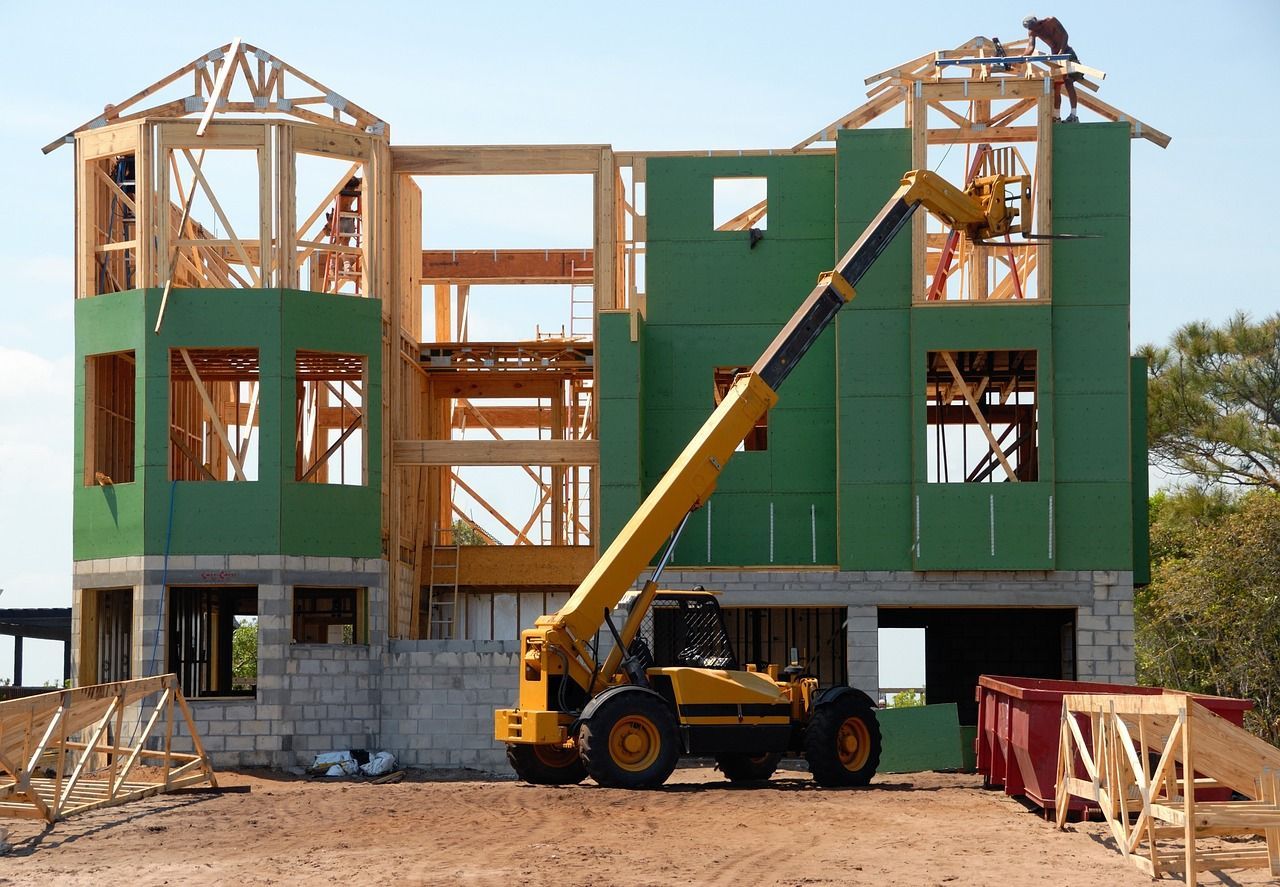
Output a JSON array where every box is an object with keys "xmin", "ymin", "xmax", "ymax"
[{"xmin": 1, "ymin": 1, "xmax": 1276, "ymax": 684}]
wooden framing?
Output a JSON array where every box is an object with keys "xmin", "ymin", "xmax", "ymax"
[
  {"xmin": 0, "ymin": 675, "xmax": 216, "ymax": 823},
  {"xmin": 58, "ymin": 36, "xmax": 1166, "ymax": 643},
  {"xmin": 46, "ymin": 40, "xmax": 387, "ymax": 155},
  {"xmin": 1056, "ymin": 693, "xmax": 1280, "ymax": 885}
]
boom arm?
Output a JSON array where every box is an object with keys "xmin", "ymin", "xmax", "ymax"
[{"xmin": 522, "ymin": 169, "xmax": 1013, "ymax": 706}]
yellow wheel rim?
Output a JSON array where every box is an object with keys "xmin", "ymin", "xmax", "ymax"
[
  {"xmin": 532, "ymin": 744, "xmax": 579, "ymax": 770},
  {"xmin": 837, "ymin": 716, "xmax": 871, "ymax": 771},
  {"xmin": 608, "ymin": 715, "xmax": 661, "ymax": 773}
]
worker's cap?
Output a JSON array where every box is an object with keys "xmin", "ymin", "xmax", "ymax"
[{"xmin": 1022, "ymin": 15, "xmax": 1038, "ymax": 27}]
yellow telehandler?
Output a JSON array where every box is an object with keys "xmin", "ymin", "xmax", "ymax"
[{"xmin": 495, "ymin": 168, "xmax": 1033, "ymax": 788}]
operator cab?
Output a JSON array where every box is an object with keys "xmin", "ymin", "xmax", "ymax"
[{"xmin": 617, "ymin": 589, "xmax": 738, "ymax": 671}]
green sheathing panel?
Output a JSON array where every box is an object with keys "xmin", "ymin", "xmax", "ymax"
[
  {"xmin": 73, "ymin": 288, "xmax": 381, "ymax": 560},
  {"xmin": 279, "ymin": 289, "xmax": 382, "ymax": 556},
  {"xmin": 1052, "ymin": 123, "xmax": 1134, "ymax": 568},
  {"xmin": 643, "ymin": 154, "xmax": 837, "ymax": 566},
  {"xmin": 597, "ymin": 311, "xmax": 644, "ymax": 549},
  {"xmin": 876, "ymin": 703, "xmax": 965, "ymax": 773},
  {"xmin": 835, "ymin": 128, "xmax": 914, "ymax": 569},
  {"xmin": 1130, "ymin": 357, "xmax": 1151, "ymax": 584},
  {"xmin": 911, "ymin": 304, "xmax": 1056, "ymax": 570},
  {"xmin": 74, "ymin": 291, "xmax": 148, "ymax": 558}
]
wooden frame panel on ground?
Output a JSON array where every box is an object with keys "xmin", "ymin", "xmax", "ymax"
[{"xmin": 0, "ymin": 675, "xmax": 217, "ymax": 823}]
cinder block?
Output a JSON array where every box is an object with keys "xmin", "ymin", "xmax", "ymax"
[
  {"xmin": 1094, "ymin": 630, "xmax": 1119, "ymax": 646},
  {"xmin": 226, "ymin": 736, "xmax": 255, "ymax": 752},
  {"xmin": 1077, "ymin": 615, "xmax": 1108, "ymax": 632}
]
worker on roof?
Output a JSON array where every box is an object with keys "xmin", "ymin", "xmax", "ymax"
[{"xmin": 1023, "ymin": 15, "xmax": 1083, "ymax": 123}]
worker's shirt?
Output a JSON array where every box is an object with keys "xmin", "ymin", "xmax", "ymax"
[{"xmin": 1028, "ymin": 17, "xmax": 1070, "ymax": 53}]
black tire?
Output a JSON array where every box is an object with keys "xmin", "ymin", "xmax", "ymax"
[
  {"xmin": 506, "ymin": 743, "xmax": 587, "ymax": 786},
  {"xmin": 716, "ymin": 751, "xmax": 783, "ymax": 783},
  {"xmin": 577, "ymin": 691, "xmax": 680, "ymax": 789},
  {"xmin": 804, "ymin": 693, "xmax": 882, "ymax": 787}
]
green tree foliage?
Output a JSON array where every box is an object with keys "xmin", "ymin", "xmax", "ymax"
[
  {"xmin": 889, "ymin": 689, "xmax": 924, "ymax": 708},
  {"xmin": 1137, "ymin": 491, "xmax": 1280, "ymax": 745},
  {"xmin": 450, "ymin": 518, "xmax": 492, "ymax": 546},
  {"xmin": 232, "ymin": 618, "xmax": 258, "ymax": 690},
  {"xmin": 1140, "ymin": 312, "xmax": 1280, "ymax": 490}
]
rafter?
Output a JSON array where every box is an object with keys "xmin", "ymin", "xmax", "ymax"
[{"xmin": 44, "ymin": 39, "xmax": 388, "ymax": 154}]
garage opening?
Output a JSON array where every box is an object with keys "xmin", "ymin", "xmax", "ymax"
[
  {"xmin": 877, "ymin": 607, "xmax": 1075, "ymax": 724},
  {"xmin": 721, "ymin": 607, "xmax": 847, "ymax": 686}
]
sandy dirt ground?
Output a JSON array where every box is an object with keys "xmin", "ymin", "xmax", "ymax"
[{"xmin": 0, "ymin": 764, "xmax": 1273, "ymax": 886}]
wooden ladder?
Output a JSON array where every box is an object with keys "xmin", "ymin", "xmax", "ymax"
[{"xmin": 426, "ymin": 528, "xmax": 460, "ymax": 639}]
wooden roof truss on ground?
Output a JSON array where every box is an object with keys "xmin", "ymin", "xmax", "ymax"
[
  {"xmin": 1056, "ymin": 693, "xmax": 1280, "ymax": 885},
  {"xmin": 0, "ymin": 675, "xmax": 217, "ymax": 823}
]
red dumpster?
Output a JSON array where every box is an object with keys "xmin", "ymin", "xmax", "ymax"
[{"xmin": 975, "ymin": 675, "xmax": 1253, "ymax": 813}]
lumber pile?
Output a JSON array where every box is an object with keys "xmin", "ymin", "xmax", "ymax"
[
  {"xmin": 1055, "ymin": 693, "xmax": 1280, "ymax": 885},
  {"xmin": 0, "ymin": 674, "xmax": 217, "ymax": 823}
]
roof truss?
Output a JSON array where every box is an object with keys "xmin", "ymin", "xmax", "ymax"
[
  {"xmin": 43, "ymin": 38, "xmax": 387, "ymax": 154},
  {"xmin": 793, "ymin": 35, "xmax": 1169, "ymax": 150}
]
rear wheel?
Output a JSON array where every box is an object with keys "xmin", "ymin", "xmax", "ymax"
[
  {"xmin": 804, "ymin": 693, "xmax": 882, "ymax": 787},
  {"xmin": 578, "ymin": 691, "xmax": 680, "ymax": 789},
  {"xmin": 507, "ymin": 743, "xmax": 587, "ymax": 785},
  {"xmin": 716, "ymin": 751, "xmax": 783, "ymax": 783}
]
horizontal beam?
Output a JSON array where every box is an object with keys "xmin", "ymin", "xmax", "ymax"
[
  {"xmin": 421, "ymin": 249, "xmax": 593, "ymax": 284},
  {"xmin": 391, "ymin": 145, "xmax": 605, "ymax": 175},
  {"xmin": 445, "ymin": 544, "xmax": 595, "ymax": 587},
  {"xmin": 394, "ymin": 439, "xmax": 598, "ymax": 465},
  {"xmin": 934, "ymin": 53, "xmax": 1072, "ymax": 67},
  {"xmin": 452, "ymin": 406, "xmax": 562, "ymax": 429}
]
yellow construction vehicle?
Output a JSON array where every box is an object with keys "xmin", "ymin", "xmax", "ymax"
[{"xmin": 495, "ymin": 168, "xmax": 1032, "ymax": 788}]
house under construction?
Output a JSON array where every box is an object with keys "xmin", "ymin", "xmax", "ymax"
[{"xmin": 60, "ymin": 36, "xmax": 1165, "ymax": 767}]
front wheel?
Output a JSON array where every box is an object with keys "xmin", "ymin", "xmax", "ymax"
[
  {"xmin": 804, "ymin": 693, "xmax": 882, "ymax": 787},
  {"xmin": 577, "ymin": 691, "xmax": 680, "ymax": 789},
  {"xmin": 507, "ymin": 743, "xmax": 587, "ymax": 785},
  {"xmin": 716, "ymin": 751, "xmax": 783, "ymax": 783}
]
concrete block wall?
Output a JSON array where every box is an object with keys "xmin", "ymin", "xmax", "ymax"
[
  {"xmin": 658, "ymin": 568, "xmax": 1136, "ymax": 694},
  {"xmin": 72, "ymin": 556, "xmax": 1134, "ymax": 772},
  {"xmin": 380, "ymin": 640, "xmax": 519, "ymax": 771}
]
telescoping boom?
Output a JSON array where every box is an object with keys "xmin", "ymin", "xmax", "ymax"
[{"xmin": 495, "ymin": 168, "xmax": 1032, "ymax": 789}]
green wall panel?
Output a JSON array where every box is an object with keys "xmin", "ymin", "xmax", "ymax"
[
  {"xmin": 836, "ymin": 128, "xmax": 911, "ymax": 311},
  {"xmin": 910, "ymin": 303, "xmax": 1053, "ymax": 353},
  {"xmin": 839, "ymin": 483, "xmax": 914, "ymax": 570},
  {"xmin": 74, "ymin": 287, "xmax": 382, "ymax": 561},
  {"xmin": 74, "ymin": 291, "xmax": 148, "ymax": 559},
  {"xmin": 1053, "ymin": 306, "xmax": 1130, "ymax": 394},
  {"xmin": 647, "ymin": 154, "xmax": 836, "ymax": 245},
  {"xmin": 877, "ymin": 703, "xmax": 965, "ymax": 773},
  {"xmin": 1053, "ymin": 482, "xmax": 1133, "ymax": 569},
  {"xmin": 1052, "ymin": 123, "xmax": 1131, "ymax": 220},
  {"xmin": 1050, "ymin": 218, "xmax": 1130, "ymax": 306},
  {"xmin": 837, "ymin": 308, "xmax": 911, "ymax": 397},
  {"xmin": 643, "ymin": 153, "xmax": 838, "ymax": 567},
  {"xmin": 838, "ymin": 396, "xmax": 912, "ymax": 484},
  {"xmin": 1130, "ymin": 357, "xmax": 1151, "ymax": 584},
  {"xmin": 1054, "ymin": 394, "xmax": 1131, "ymax": 483},
  {"xmin": 914, "ymin": 483, "xmax": 1054, "ymax": 570}
]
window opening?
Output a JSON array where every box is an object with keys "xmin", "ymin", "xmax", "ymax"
[
  {"xmin": 296, "ymin": 351, "xmax": 366, "ymax": 485},
  {"xmin": 169, "ymin": 348, "xmax": 260, "ymax": 481},
  {"xmin": 91, "ymin": 154, "xmax": 138, "ymax": 294},
  {"xmin": 167, "ymin": 586, "xmax": 257, "ymax": 698},
  {"xmin": 80, "ymin": 588, "xmax": 132, "ymax": 685},
  {"xmin": 925, "ymin": 350, "xmax": 1038, "ymax": 482},
  {"xmin": 85, "ymin": 351, "xmax": 136, "ymax": 485},
  {"xmin": 293, "ymin": 587, "xmax": 366, "ymax": 644},
  {"xmin": 713, "ymin": 177, "xmax": 767, "ymax": 231},
  {"xmin": 879, "ymin": 627, "xmax": 926, "ymax": 707}
]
